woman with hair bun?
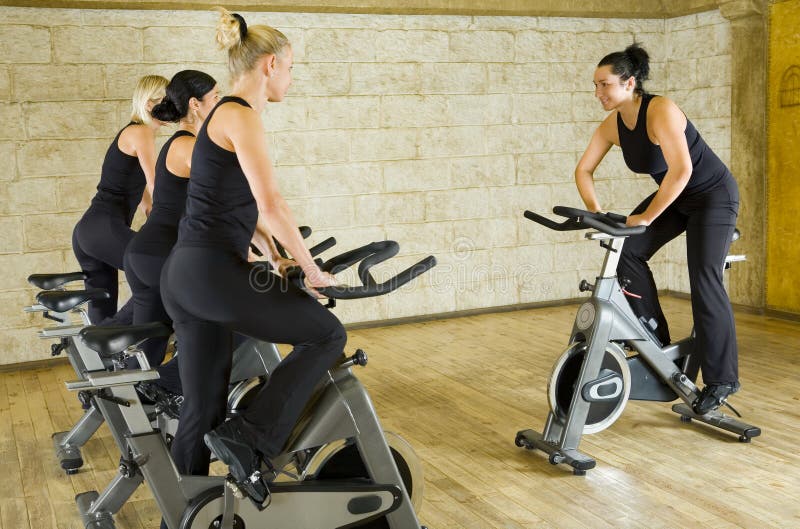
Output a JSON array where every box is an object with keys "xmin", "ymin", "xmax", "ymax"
[
  {"xmin": 575, "ymin": 43, "xmax": 742, "ymax": 415},
  {"xmin": 72, "ymin": 74, "xmax": 168, "ymax": 324},
  {"xmin": 123, "ymin": 70, "xmax": 219, "ymax": 381},
  {"xmin": 160, "ymin": 9, "xmax": 344, "ymax": 497}
]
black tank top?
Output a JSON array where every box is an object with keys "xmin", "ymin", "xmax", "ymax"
[
  {"xmin": 151, "ymin": 130, "xmax": 194, "ymax": 222},
  {"xmin": 90, "ymin": 123, "xmax": 146, "ymax": 225},
  {"xmin": 127, "ymin": 130, "xmax": 194, "ymax": 256},
  {"xmin": 177, "ymin": 97, "xmax": 258, "ymax": 259},
  {"xmin": 617, "ymin": 93, "xmax": 731, "ymax": 195}
]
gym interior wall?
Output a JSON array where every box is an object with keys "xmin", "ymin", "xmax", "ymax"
[{"xmin": 0, "ymin": 2, "xmax": 755, "ymax": 365}]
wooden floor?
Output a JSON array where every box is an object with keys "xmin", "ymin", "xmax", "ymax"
[{"xmin": 1, "ymin": 297, "xmax": 798, "ymax": 528}]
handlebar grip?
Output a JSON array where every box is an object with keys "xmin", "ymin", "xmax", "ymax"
[
  {"xmin": 317, "ymin": 255, "xmax": 437, "ymax": 299},
  {"xmin": 358, "ymin": 242, "xmax": 400, "ymax": 286},
  {"xmin": 321, "ymin": 241, "xmax": 399, "ymax": 276},
  {"xmin": 527, "ymin": 207, "xmax": 646, "ymax": 236},
  {"xmin": 524, "ymin": 210, "xmax": 584, "ymax": 231},
  {"xmin": 309, "ymin": 237, "xmax": 337, "ymax": 257},
  {"xmin": 604, "ymin": 211, "xmax": 628, "ymax": 223},
  {"xmin": 581, "ymin": 215, "xmax": 646, "ymax": 236}
]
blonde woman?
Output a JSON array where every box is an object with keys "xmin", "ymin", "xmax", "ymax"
[
  {"xmin": 160, "ymin": 10, "xmax": 343, "ymax": 500},
  {"xmin": 72, "ymin": 74, "xmax": 168, "ymax": 324}
]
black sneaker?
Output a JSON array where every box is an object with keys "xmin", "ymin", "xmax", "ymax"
[
  {"xmin": 692, "ymin": 382, "xmax": 741, "ymax": 415},
  {"xmin": 204, "ymin": 420, "xmax": 269, "ymax": 504}
]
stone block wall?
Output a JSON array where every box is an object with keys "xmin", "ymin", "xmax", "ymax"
[{"xmin": 0, "ymin": 6, "xmax": 733, "ymax": 364}]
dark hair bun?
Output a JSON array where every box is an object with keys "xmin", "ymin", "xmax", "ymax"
[
  {"xmin": 150, "ymin": 97, "xmax": 181, "ymax": 123},
  {"xmin": 624, "ymin": 43, "xmax": 650, "ymax": 83},
  {"xmin": 150, "ymin": 70, "xmax": 217, "ymax": 123}
]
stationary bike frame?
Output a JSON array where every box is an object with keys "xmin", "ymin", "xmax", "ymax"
[
  {"xmin": 72, "ymin": 240, "xmax": 435, "ymax": 529},
  {"xmin": 516, "ymin": 208, "xmax": 760, "ymax": 474},
  {"xmin": 68, "ymin": 352, "xmax": 416, "ymax": 529},
  {"xmin": 26, "ymin": 287, "xmax": 283, "ymax": 476}
]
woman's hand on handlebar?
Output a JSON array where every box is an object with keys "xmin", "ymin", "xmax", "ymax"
[
  {"xmin": 625, "ymin": 213, "xmax": 651, "ymax": 227},
  {"xmin": 303, "ymin": 268, "xmax": 337, "ymax": 299}
]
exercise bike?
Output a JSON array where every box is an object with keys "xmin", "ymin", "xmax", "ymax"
[
  {"xmin": 71, "ymin": 239, "xmax": 435, "ymax": 529},
  {"xmin": 24, "ymin": 228, "xmax": 333, "ymax": 475},
  {"xmin": 514, "ymin": 206, "xmax": 761, "ymax": 474}
]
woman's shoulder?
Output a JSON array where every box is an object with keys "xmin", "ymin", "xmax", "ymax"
[
  {"xmin": 214, "ymin": 99, "xmax": 255, "ymax": 119},
  {"xmin": 647, "ymin": 95, "xmax": 682, "ymax": 116},
  {"xmin": 119, "ymin": 122, "xmax": 153, "ymax": 144},
  {"xmin": 598, "ymin": 110, "xmax": 620, "ymax": 136},
  {"xmin": 116, "ymin": 122, "xmax": 154, "ymax": 157},
  {"xmin": 169, "ymin": 133, "xmax": 196, "ymax": 157}
]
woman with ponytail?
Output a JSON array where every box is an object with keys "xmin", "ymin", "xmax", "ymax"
[
  {"xmin": 575, "ymin": 43, "xmax": 742, "ymax": 415},
  {"xmin": 123, "ymin": 70, "xmax": 219, "ymax": 379},
  {"xmin": 72, "ymin": 74, "xmax": 168, "ymax": 324},
  {"xmin": 160, "ymin": 9, "xmax": 344, "ymax": 498}
]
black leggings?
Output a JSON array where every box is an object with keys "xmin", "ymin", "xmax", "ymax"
[
  {"xmin": 123, "ymin": 249, "xmax": 180, "ymax": 390},
  {"xmin": 72, "ymin": 207, "xmax": 134, "ymax": 325},
  {"xmin": 161, "ymin": 246, "xmax": 347, "ymax": 477},
  {"xmin": 618, "ymin": 176, "xmax": 740, "ymax": 384}
]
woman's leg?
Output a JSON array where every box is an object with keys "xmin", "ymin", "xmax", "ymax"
[
  {"xmin": 73, "ymin": 221, "xmax": 119, "ymax": 324},
  {"xmin": 683, "ymin": 179, "xmax": 740, "ymax": 414},
  {"xmin": 124, "ymin": 250, "xmax": 171, "ymax": 367},
  {"xmin": 163, "ymin": 248, "xmax": 345, "ymax": 481},
  {"xmin": 171, "ymin": 319, "xmax": 233, "ymax": 476},
  {"xmin": 617, "ymin": 193, "xmax": 688, "ymax": 345}
]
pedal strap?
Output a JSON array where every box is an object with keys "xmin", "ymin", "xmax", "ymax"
[{"xmin": 221, "ymin": 482, "xmax": 235, "ymax": 529}]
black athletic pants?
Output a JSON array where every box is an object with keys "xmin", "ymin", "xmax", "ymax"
[
  {"xmin": 72, "ymin": 207, "xmax": 134, "ymax": 325},
  {"xmin": 618, "ymin": 176, "xmax": 740, "ymax": 384},
  {"xmin": 123, "ymin": 249, "xmax": 182, "ymax": 391},
  {"xmin": 161, "ymin": 246, "xmax": 347, "ymax": 477}
]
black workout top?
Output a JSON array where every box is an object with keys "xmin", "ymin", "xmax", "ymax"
[
  {"xmin": 90, "ymin": 123, "xmax": 146, "ymax": 225},
  {"xmin": 151, "ymin": 130, "xmax": 194, "ymax": 221},
  {"xmin": 177, "ymin": 97, "xmax": 258, "ymax": 259},
  {"xmin": 127, "ymin": 130, "xmax": 195, "ymax": 256},
  {"xmin": 617, "ymin": 93, "xmax": 731, "ymax": 195}
]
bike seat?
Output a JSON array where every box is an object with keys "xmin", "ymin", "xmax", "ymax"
[
  {"xmin": 80, "ymin": 322, "xmax": 173, "ymax": 356},
  {"xmin": 28, "ymin": 271, "xmax": 87, "ymax": 290},
  {"xmin": 36, "ymin": 288, "xmax": 109, "ymax": 313}
]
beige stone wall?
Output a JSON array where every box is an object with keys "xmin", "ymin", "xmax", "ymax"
[
  {"xmin": 663, "ymin": 10, "xmax": 734, "ymax": 293},
  {"xmin": 0, "ymin": 6, "xmax": 733, "ymax": 364}
]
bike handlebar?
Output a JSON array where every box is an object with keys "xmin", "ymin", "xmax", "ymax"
[
  {"xmin": 524, "ymin": 206, "xmax": 646, "ymax": 237},
  {"xmin": 290, "ymin": 241, "xmax": 437, "ymax": 300}
]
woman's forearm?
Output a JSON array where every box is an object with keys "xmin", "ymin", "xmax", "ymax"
[
  {"xmin": 641, "ymin": 169, "xmax": 691, "ymax": 222},
  {"xmin": 260, "ymin": 198, "xmax": 318, "ymax": 275},
  {"xmin": 575, "ymin": 170, "xmax": 602, "ymax": 212},
  {"xmin": 252, "ymin": 216, "xmax": 283, "ymax": 262}
]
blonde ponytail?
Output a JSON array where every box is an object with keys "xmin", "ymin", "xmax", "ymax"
[{"xmin": 215, "ymin": 8, "xmax": 290, "ymax": 80}]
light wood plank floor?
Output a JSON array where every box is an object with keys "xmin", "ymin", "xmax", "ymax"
[{"xmin": 1, "ymin": 297, "xmax": 798, "ymax": 528}]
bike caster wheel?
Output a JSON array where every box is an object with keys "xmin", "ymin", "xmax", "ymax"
[
  {"xmin": 548, "ymin": 452, "xmax": 565, "ymax": 465},
  {"xmin": 739, "ymin": 435, "xmax": 751, "ymax": 443},
  {"xmin": 573, "ymin": 468, "xmax": 586, "ymax": 476},
  {"xmin": 65, "ymin": 467, "xmax": 79, "ymax": 475},
  {"xmin": 514, "ymin": 434, "xmax": 530, "ymax": 448},
  {"xmin": 680, "ymin": 415, "xmax": 692, "ymax": 423}
]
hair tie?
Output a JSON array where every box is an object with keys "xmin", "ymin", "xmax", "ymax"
[{"xmin": 232, "ymin": 13, "xmax": 248, "ymax": 40}]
